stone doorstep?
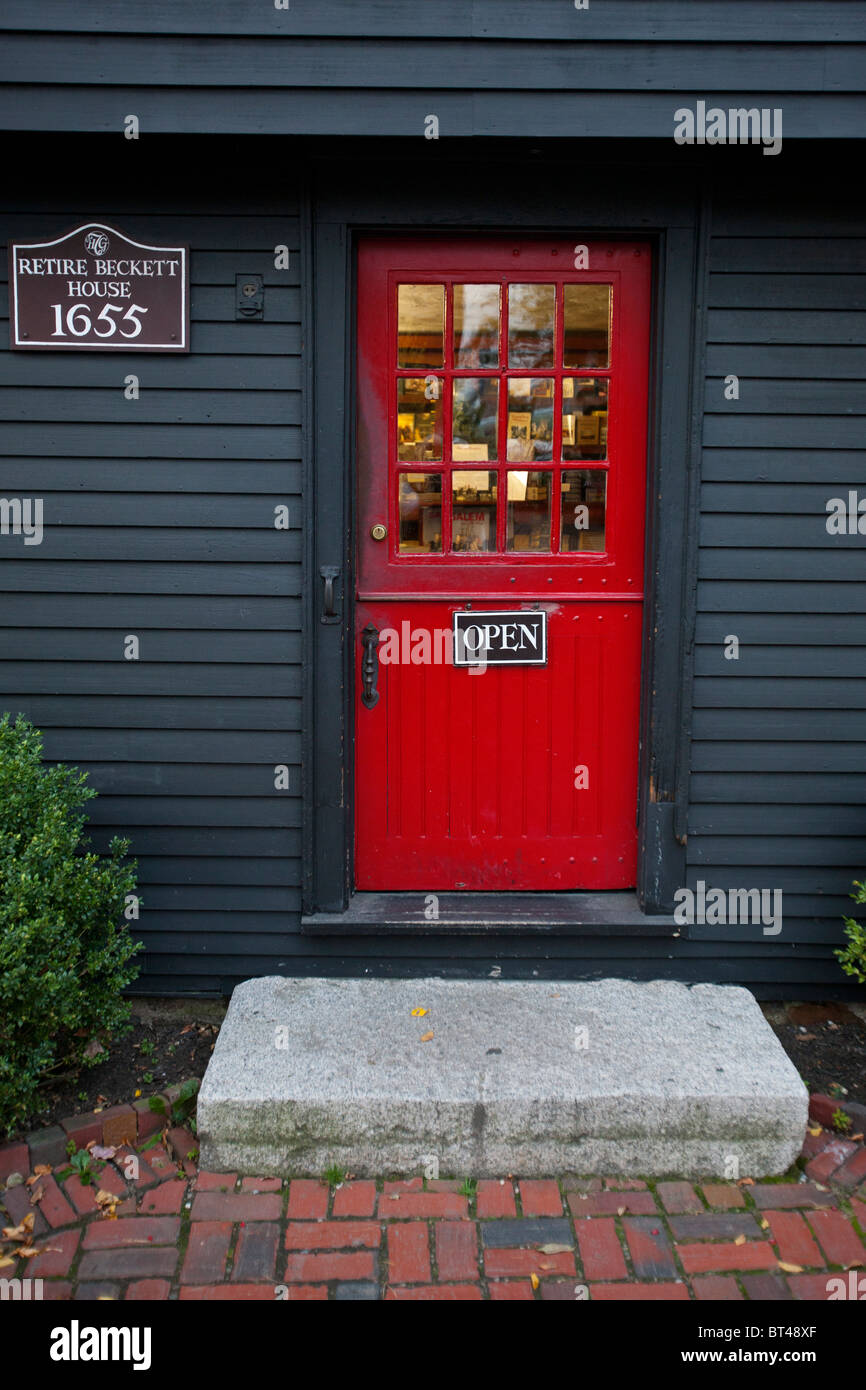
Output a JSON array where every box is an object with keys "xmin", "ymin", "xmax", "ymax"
[{"xmin": 197, "ymin": 977, "xmax": 808, "ymax": 1179}]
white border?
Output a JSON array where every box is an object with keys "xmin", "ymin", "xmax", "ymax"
[
  {"xmin": 452, "ymin": 609, "xmax": 548, "ymax": 666},
  {"xmin": 11, "ymin": 222, "xmax": 188, "ymax": 350}
]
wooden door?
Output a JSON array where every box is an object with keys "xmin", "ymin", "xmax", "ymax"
[{"xmin": 355, "ymin": 237, "xmax": 650, "ymax": 891}]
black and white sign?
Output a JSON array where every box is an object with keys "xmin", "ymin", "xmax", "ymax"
[{"xmin": 452, "ymin": 609, "xmax": 548, "ymax": 666}]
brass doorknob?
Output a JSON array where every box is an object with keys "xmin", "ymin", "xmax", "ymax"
[{"xmin": 370, "ymin": 523, "xmax": 387, "ymax": 541}]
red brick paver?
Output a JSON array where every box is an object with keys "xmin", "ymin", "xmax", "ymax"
[{"xmin": 3, "ymin": 1114, "xmax": 865, "ymax": 1302}]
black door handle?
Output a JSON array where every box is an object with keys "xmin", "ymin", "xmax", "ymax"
[
  {"xmin": 320, "ymin": 565, "xmax": 340, "ymax": 623},
  {"xmin": 361, "ymin": 624, "xmax": 381, "ymax": 709}
]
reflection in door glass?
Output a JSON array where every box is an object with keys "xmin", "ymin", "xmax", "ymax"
[
  {"xmin": 397, "ymin": 284, "xmax": 445, "ymax": 368},
  {"xmin": 452, "ymin": 471, "xmax": 497, "ymax": 552},
  {"xmin": 562, "ymin": 378, "xmax": 608, "ymax": 459},
  {"xmin": 507, "ymin": 284, "xmax": 555, "ymax": 369},
  {"xmin": 452, "ymin": 378, "xmax": 499, "ymax": 460},
  {"xmin": 563, "ymin": 285, "xmax": 610, "ymax": 369},
  {"xmin": 506, "ymin": 470, "xmax": 551, "ymax": 551},
  {"xmin": 453, "ymin": 284, "xmax": 500, "ymax": 368},
  {"xmin": 397, "ymin": 378, "xmax": 443, "ymax": 461},
  {"xmin": 507, "ymin": 378, "xmax": 554, "ymax": 462},
  {"xmin": 398, "ymin": 472, "xmax": 442, "ymax": 552},
  {"xmin": 560, "ymin": 469, "xmax": 606, "ymax": 552}
]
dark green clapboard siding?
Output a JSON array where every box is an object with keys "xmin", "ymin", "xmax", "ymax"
[
  {"xmin": 1, "ymin": 184, "xmax": 303, "ymax": 992},
  {"xmin": 0, "ymin": 1, "xmax": 863, "ymax": 143},
  {"xmin": 2, "ymin": 0, "xmax": 863, "ymax": 43},
  {"xmin": 690, "ymin": 207, "xmax": 866, "ymax": 971}
]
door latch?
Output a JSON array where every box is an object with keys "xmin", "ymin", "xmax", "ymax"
[
  {"xmin": 361, "ymin": 624, "xmax": 381, "ymax": 709},
  {"xmin": 319, "ymin": 565, "xmax": 340, "ymax": 624}
]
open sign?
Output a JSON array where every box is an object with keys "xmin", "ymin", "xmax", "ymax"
[{"xmin": 452, "ymin": 609, "xmax": 548, "ymax": 667}]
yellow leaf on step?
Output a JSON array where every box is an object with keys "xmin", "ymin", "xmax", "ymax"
[
  {"xmin": 420, "ymin": 1032, "xmax": 434, "ymax": 1042},
  {"xmin": 411, "ymin": 1008, "xmax": 428, "ymax": 1017},
  {"xmin": 734, "ymin": 1234, "xmax": 746, "ymax": 1246},
  {"xmin": 778, "ymin": 1261, "xmax": 803, "ymax": 1274},
  {"xmin": 530, "ymin": 1273, "xmax": 539, "ymax": 1290}
]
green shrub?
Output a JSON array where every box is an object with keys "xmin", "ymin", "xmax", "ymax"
[
  {"xmin": 835, "ymin": 878, "xmax": 866, "ymax": 986},
  {"xmin": 0, "ymin": 714, "xmax": 142, "ymax": 1136}
]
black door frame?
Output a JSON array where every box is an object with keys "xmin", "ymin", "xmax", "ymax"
[{"xmin": 301, "ymin": 151, "xmax": 707, "ymax": 920}]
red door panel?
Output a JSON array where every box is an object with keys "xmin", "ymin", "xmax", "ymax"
[{"xmin": 355, "ymin": 238, "xmax": 650, "ymax": 892}]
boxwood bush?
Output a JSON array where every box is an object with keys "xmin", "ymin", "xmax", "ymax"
[
  {"xmin": 0, "ymin": 714, "xmax": 142, "ymax": 1136},
  {"xmin": 835, "ymin": 878, "xmax": 866, "ymax": 986}
]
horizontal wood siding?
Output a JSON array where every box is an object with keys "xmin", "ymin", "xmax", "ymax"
[
  {"xmin": 0, "ymin": 152, "xmax": 302, "ymax": 992},
  {"xmin": 0, "ymin": 2, "xmax": 863, "ymax": 139},
  {"xmin": 690, "ymin": 186, "xmax": 866, "ymax": 971}
]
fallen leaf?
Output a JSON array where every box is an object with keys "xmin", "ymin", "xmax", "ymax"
[
  {"xmin": 814, "ymin": 1183, "xmax": 829, "ymax": 1192},
  {"xmin": 737, "ymin": 1177, "xmax": 755, "ymax": 1187},
  {"xmin": 134, "ymin": 1090, "xmax": 141, "ymax": 1099},
  {"xmin": 90, "ymin": 1145, "xmax": 117, "ymax": 1160},
  {"xmin": 420, "ymin": 1031, "xmax": 434, "ymax": 1042},
  {"xmin": 29, "ymin": 1185, "xmax": 44, "ymax": 1206},
  {"xmin": 0, "ymin": 1255, "xmax": 15, "ymax": 1268},
  {"xmin": 537, "ymin": 1243, "xmax": 573, "ymax": 1254},
  {"xmin": 411, "ymin": 1008, "xmax": 428, "ymax": 1017},
  {"xmin": 851, "ymin": 1133, "xmax": 864, "ymax": 1143},
  {"xmin": 760, "ymin": 1218, "xmax": 769, "ymax": 1230},
  {"xmin": 798, "ymin": 1033, "xmax": 816, "ymax": 1042},
  {"xmin": 778, "ymin": 1261, "xmax": 803, "ymax": 1274},
  {"xmin": 734, "ymin": 1234, "xmax": 746, "ymax": 1246},
  {"xmin": 530, "ymin": 1273, "xmax": 539, "ymax": 1290},
  {"xmin": 616, "ymin": 1206, "xmax": 626, "ymax": 1216},
  {"xmin": 2, "ymin": 1214, "xmax": 35, "ymax": 1241},
  {"xmin": 180, "ymin": 1024, "xmax": 194, "ymax": 1034},
  {"xmin": 807, "ymin": 1126, "xmax": 823, "ymax": 1137},
  {"xmin": 26, "ymin": 1165, "xmax": 51, "ymax": 1183},
  {"xmin": 4, "ymin": 1173, "xmax": 24, "ymax": 1188},
  {"xmin": 844, "ymin": 1260, "xmax": 863, "ymax": 1270}
]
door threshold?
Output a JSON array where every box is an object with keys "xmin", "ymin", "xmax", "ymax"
[{"xmin": 301, "ymin": 891, "xmax": 676, "ymax": 935}]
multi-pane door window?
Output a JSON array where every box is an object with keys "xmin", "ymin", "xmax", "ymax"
[{"xmin": 394, "ymin": 280, "xmax": 611, "ymax": 556}]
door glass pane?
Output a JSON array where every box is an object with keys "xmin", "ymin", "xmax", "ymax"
[
  {"xmin": 506, "ymin": 378, "xmax": 554, "ymax": 462},
  {"xmin": 397, "ymin": 284, "xmax": 444, "ymax": 367},
  {"xmin": 506, "ymin": 470, "xmax": 551, "ymax": 551},
  {"xmin": 562, "ymin": 378, "xmax": 608, "ymax": 460},
  {"xmin": 452, "ymin": 378, "xmax": 499, "ymax": 460},
  {"xmin": 451, "ymin": 471, "xmax": 497, "ymax": 552},
  {"xmin": 559, "ymin": 469, "xmax": 606, "ymax": 552},
  {"xmin": 453, "ymin": 284, "xmax": 500, "ymax": 368},
  {"xmin": 397, "ymin": 378, "xmax": 443, "ymax": 461},
  {"xmin": 563, "ymin": 284, "xmax": 610, "ymax": 368},
  {"xmin": 507, "ymin": 283, "xmax": 555, "ymax": 368},
  {"xmin": 399, "ymin": 472, "xmax": 442, "ymax": 552}
]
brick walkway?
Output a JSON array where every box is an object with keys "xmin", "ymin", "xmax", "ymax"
[{"xmin": 2, "ymin": 1123, "xmax": 865, "ymax": 1300}]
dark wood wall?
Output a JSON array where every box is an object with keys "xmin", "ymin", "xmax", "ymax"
[
  {"xmin": 0, "ymin": 142, "xmax": 304, "ymax": 994},
  {"xmin": 686, "ymin": 179, "xmax": 866, "ymax": 969},
  {"xmin": 0, "ymin": 1, "xmax": 863, "ymax": 139}
]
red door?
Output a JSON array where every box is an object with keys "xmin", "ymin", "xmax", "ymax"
[{"xmin": 355, "ymin": 237, "xmax": 650, "ymax": 891}]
